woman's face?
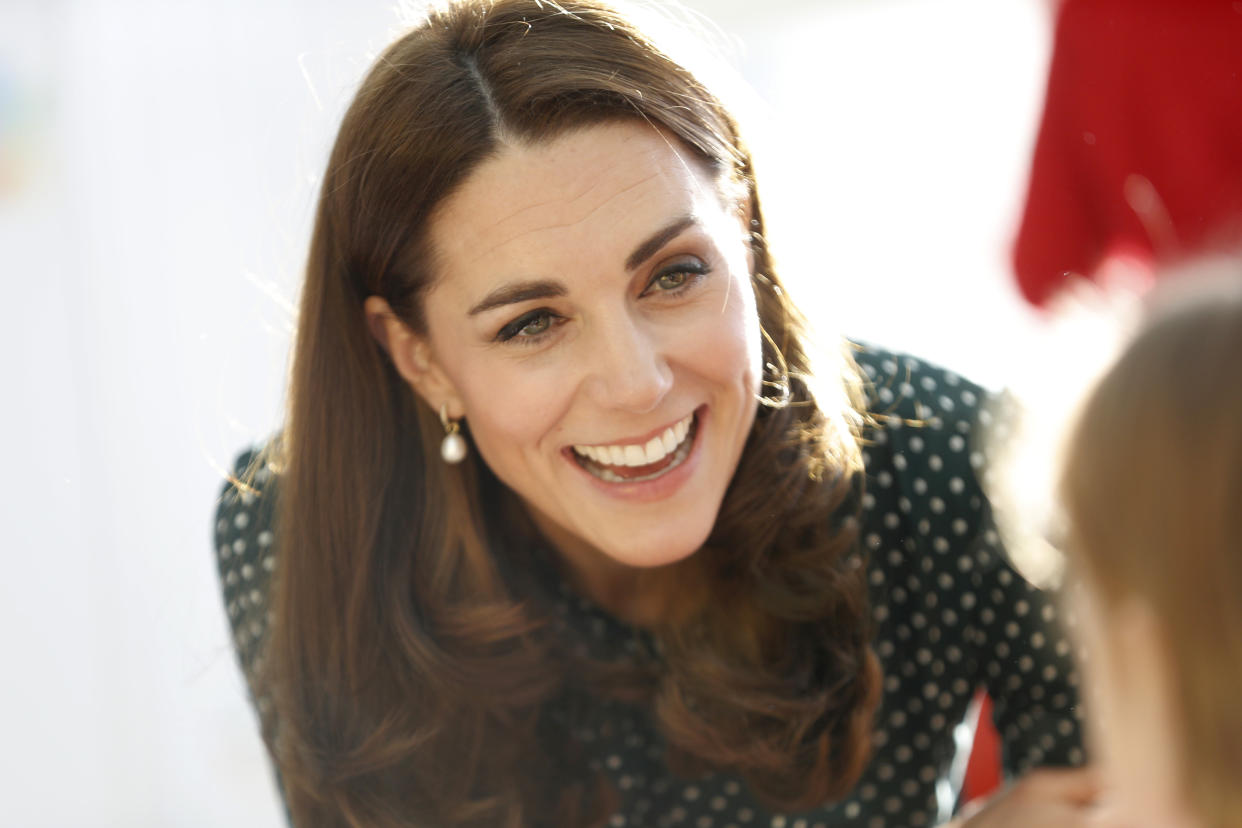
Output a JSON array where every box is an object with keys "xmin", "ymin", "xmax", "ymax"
[{"xmin": 415, "ymin": 120, "xmax": 762, "ymax": 569}]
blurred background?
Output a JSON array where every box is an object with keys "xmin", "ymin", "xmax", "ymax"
[{"xmin": 0, "ymin": 0, "xmax": 1051, "ymax": 824}]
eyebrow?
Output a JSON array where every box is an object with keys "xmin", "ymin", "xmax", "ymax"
[
  {"xmin": 468, "ymin": 280, "xmax": 567, "ymax": 316},
  {"xmin": 466, "ymin": 214, "xmax": 699, "ymax": 316},
  {"xmin": 625, "ymin": 214, "xmax": 698, "ymax": 271}
]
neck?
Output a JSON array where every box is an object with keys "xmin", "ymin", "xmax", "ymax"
[{"xmin": 522, "ymin": 505, "xmax": 689, "ymax": 628}]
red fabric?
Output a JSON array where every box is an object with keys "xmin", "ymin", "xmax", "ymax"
[
  {"xmin": 1012, "ymin": 0, "xmax": 1242, "ymax": 307},
  {"xmin": 962, "ymin": 693, "xmax": 1002, "ymax": 805}
]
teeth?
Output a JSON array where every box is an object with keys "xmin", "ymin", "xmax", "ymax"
[
  {"xmin": 661, "ymin": 428, "xmax": 677, "ymax": 454},
  {"xmin": 644, "ymin": 436, "xmax": 664, "ymax": 464},
  {"xmin": 572, "ymin": 412, "xmax": 695, "ymax": 467}
]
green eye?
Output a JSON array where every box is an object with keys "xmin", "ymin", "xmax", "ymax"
[
  {"xmin": 496, "ymin": 309, "xmax": 561, "ymax": 343},
  {"xmin": 656, "ymin": 271, "xmax": 688, "ymax": 290},
  {"xmin": 519, "ymin": 314, "xmax": 551, "ymax": 336}
]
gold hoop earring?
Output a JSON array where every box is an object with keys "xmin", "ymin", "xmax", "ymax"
[{"xmin": 439, "ymin": 404, "xmax": 467, "ymax": 464}]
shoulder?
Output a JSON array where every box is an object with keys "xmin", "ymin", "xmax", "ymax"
[
  {"xmin": 850, "ymin": 342, "xmax": 997, "ymax": 517},
  {"xmin": 851, "ymin": 343, "xmax": 990, "ymax": 432},
  {"xmin": 213, "ymin": 445, "xmax": 280, "ymax": 687},
  {"xmin": 850, "ymin": 343, "xmax": 1006, "ymax": 621}
]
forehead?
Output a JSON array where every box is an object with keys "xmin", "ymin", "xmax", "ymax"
[{"xmin": 428, "ymin": 121, "xmax": 729, "ymax": 285}]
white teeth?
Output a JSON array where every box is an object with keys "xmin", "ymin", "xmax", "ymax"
[
  {"xmin": 661, "ymin": 428, "xmax": 677, "ymax": 454},
  {"xmin": 572, "ymin": 411, "xmax": 696, "ymax": 468},
  {"xmin": 644, "ymin": 436, "xmax": 664, "ymax": 464}
]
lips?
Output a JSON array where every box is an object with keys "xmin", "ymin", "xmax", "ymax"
[{"xmin": 570, "ymin": 411, "xmax": 698, "ymax": 483}]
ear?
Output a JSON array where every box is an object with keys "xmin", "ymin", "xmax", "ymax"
[{"xmin": 363, "ymin": 296, "xmax": 465, "ymax": 418}]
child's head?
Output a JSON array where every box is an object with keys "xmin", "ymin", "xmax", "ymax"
[{"xmin": 1060, "ymin": 273, "xmax": 1242, "ymax": 827}]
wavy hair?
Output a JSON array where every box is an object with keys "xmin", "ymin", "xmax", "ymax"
[{"xmin": 260, "ymin": 1, "xmax": 880, "ymax": 825}]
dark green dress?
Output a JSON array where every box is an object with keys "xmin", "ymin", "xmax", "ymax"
[{"xmin": 214, "ymin": 345, "xmax": 1084, "ymax": 827}]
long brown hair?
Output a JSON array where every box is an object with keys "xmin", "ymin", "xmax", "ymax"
[
  {"xmin": 263, "ymin": 1, "xmax": 879, "ymax": 825},
  {"xmin": 1060, "ymin": 275, "xmax": 1242, "ymax": 827}
]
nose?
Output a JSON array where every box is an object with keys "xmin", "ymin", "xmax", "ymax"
[{"xmin": 581, "ymin": 311, "xmax": 673, "ymax": 414}]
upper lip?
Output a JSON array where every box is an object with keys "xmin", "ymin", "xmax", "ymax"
[{"xmin": 568, "ymin": 408, "xmax": 697, "ymax": 450}]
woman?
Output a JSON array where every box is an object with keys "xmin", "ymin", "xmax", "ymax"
[
  {"xmin": 214, "ymin": 1, "xmax": 1087, "ymax": 825},
  {"xmin": 1059, "ymin": 275, "xmax": 1242, "ymax": 828}
]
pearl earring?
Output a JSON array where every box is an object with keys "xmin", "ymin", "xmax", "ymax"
[{"xmin": 439, "ymin": 404, "xmax": 467, "ymax": 464}]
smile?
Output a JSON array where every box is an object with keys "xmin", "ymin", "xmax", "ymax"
[{"xmin": 570, "ymin": 411, "xmax": 698, "ymax": 483}]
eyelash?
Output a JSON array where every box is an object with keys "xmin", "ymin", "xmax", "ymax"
[{"xmin": 494, "ymin": 260, "xmax": 712, "ymax": 346}]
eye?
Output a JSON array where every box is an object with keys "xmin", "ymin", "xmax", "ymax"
[
  {"xmin": 654, "ymin": 270, "xmax": 689, "ymax": 291},
  {"xmin": 644, "ymin": 259, "xmax": 710, "ymax": 297},
  {"xmin": 496, "ymin": 308, "xmax": 562, "ymax": 343}
]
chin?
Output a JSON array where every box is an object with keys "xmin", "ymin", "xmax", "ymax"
[{"xmin": 595, "ymin": 525, "xmax": 711, "ymax": 570}]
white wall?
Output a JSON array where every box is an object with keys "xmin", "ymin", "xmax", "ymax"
[{"xmin": 0, "ymin": 1, "xmax": 1049, "ymax": 824}]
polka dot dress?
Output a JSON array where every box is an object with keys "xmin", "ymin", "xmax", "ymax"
[{"xmin": 214, "ymin": 344, "xmax": 1085, "ymax": 827}]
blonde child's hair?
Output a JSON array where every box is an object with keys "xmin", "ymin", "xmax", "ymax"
[{"xmin": 1060, "ymin": 270, "xmax": 1242, "ymax": 827}]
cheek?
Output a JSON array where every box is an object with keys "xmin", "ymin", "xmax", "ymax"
[
  {"xmin": 707, "ymin": 274, "xmax": 762, "ymax": 391},
  {"xmin": 1071, "ymin": 585, "xmax": 1130, "ymax": 769},
  {"xmin": 453, "ymin": 363, "xmax": 572, "ymax": 470}
]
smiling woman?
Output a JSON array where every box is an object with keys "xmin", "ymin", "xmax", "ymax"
[
  {"xmin": 213, "ymin": 1, "xmax": 1086, "ymax": 826},
  {"xmin": 370, "ymin": 122, "xmax": 762, "ymax": 574}
]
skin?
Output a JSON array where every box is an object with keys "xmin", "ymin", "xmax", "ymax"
[
  {"xmin": 1067, "ymin": 583, "xmax": 1199, "ymax": 828},
  {"xmin": 368, "ymin": 121, "xmax": 762, "ymax": 615}
]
